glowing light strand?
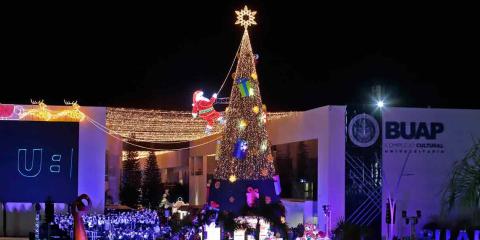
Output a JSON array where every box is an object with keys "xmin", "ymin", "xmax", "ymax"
[
  {"xmin": 86, "ymin": 115, "xmax": 222, "ymax": 151},
  {"xmin": 216, "ymin": 39, "xmax": 241, "ymax": 96}
]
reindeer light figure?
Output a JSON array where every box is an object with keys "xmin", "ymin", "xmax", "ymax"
[
  {"xmin": 21, "ymin": 100, "xmax": 53, "ymax": 121},
  {"xmin": 54, "ymin": 100, "xmax": 85, "ymax": 121}
]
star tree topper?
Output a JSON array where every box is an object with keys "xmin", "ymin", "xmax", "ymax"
[{"xmin": 235, "ymin": 6, "xmax": 257, "ymax": 29}]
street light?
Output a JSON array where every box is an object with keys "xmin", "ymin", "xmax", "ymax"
[{"xmin": 377, "ymin": 100, "xmax": 385, "ymax": 108}]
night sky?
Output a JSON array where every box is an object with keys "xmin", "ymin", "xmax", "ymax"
[{"xmin": 2, "ymin": 3, "xmax": 478, "ymax": 111}]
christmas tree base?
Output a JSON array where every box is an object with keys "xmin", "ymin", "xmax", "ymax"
[{"xmin": 208, "ymin": 179, "xmax": 280, "ymax": 214}]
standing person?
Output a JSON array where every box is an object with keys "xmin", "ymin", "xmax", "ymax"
[{"xmin": 104, "ymin": 216, "xmax": 111, "ymax": 232}]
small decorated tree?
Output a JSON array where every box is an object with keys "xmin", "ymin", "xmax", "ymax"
[
  {"xmin": 120, "ymin": 136, "xmax": 142, "ymax": 208},
  {"xmin": 142, "ymin": 151, "xmax": 162, "ymax": 208}
]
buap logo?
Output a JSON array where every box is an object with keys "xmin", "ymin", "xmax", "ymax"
[
  {"xmin": 348, "ymin": 113, "xmax": 380, "ymax": 147},
  {"xmin": 385, "ymin": 121, "xmax": 444, "ymax": 140}
]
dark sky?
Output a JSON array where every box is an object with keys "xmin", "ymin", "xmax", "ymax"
[{"xmin": 2, "ymin": 3, "xmax": 479, "ymax": 111}]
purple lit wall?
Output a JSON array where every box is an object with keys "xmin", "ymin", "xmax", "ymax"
[
  {"xmin": 78, "ymin": 106, "xmax": 106, "ymax": 212},
  {"xmin": 382, "ymin": 107, "xmax": 480, "ymax": 237},
  {"xmin": 268, "ymin": 106, "xmax": 346, "ymax": 232}
]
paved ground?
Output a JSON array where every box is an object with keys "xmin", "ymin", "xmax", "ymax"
[{"xmin": 0, "ymin": 238, "xmax": 29, "ymax": 240}]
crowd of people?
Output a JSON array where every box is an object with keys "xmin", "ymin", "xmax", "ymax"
[
  {"xmin": 54, "ymin": 209, "xmax": 173, "ymax": 239},
  {"xmin": 51, "ymin": 205, "xmax": 285, "ymax": 239}
]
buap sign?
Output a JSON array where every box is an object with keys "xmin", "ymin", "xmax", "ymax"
[{"xmin": 385, "ymin": 121, "xmax": 444, "ymax": 140}]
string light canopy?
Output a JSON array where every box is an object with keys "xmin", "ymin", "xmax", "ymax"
[{"xmin": 106, "ymin": 107, "xmax": 295, "ymax": 143}]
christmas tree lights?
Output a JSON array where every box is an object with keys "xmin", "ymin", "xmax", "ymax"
[
  {"xmin": 207, "ymin": 6, "xmax": 286, "ymax": 217},
  {"xmin": 214, "ymin": 6, "xmax": 276, "ymax": 180}
]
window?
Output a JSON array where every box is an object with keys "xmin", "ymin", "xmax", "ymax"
[{"xmin": 273, "ymin": 139, "xmax": 318, "ymax": 200}]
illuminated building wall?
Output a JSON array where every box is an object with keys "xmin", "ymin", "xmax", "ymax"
[{"xmin": 0, "ymin": 104, "xmax": 106, "ymax": 237}]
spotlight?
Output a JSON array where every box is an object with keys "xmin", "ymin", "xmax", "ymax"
[{"xmin": 377, "ymin": 100, "xmax": 385, "ymax": 108}]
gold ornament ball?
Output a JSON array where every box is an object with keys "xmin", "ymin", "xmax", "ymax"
[
  {"xmin": 239, "ymin": 119, "xmax": 248, "ymax": 129},
  {"xmin": 252, "ymin": 106, "xmax": 259, "ymax": 114}
]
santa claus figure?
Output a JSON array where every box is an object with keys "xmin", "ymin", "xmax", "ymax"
[{"xmin": 192, "ymin": 90, "xmax": 224, "ymax": 134}]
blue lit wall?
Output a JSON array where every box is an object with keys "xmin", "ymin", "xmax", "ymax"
[{"xmin": 0, "ymin": 121, "xmax": 79, "ymax": 203}]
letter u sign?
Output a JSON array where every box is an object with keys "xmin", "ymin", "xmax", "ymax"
[{"xmin": 17, "ymin": 148, "xmax": 43, "ymax": 178}]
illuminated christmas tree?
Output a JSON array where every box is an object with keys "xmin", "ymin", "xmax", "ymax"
[{"xmin": 209, "ymin": 6, "xmax": 280, "ymax": 214}]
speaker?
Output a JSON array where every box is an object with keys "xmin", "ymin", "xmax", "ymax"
[
  {"xmin": 385, "ymin": 203, "xmax": 391, "ymax": 224},
  {"xmin": 45, "ymin": 199, "xmax": 54, "ymax": 223},
  {"xmin": 34, "ymin": 203, "xmax": 41, "ymax": 212},
  {"xmin": 402, "ymin": 210, "xmax": 407, "ymax": 218},
  {"xmin": 416, "ymin": 210, "xmax": 421, "ymax": 218},
  {"xmin": 393, "ymin": 203, "xmax": 397, "ymax": 224}
]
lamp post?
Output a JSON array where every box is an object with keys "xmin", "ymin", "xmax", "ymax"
[
  {"xmin": 386, "ymin": 198, "xmax": 396, "ymax": 240},
  {"xmin": 34, "ymin": 203, "xmax": 41, "ymax": 240},
  {"xmin": 402, "ymin": 210, "xmax": 421, "ymax": 240},
  {"xmin": 322, "ymin": 205, "xmax": 331, "ymax": 239}
]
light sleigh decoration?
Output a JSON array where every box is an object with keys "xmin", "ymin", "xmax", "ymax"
[{"xmin": 0, "ymin": 103, "xmax": 24, "ymax": 120}]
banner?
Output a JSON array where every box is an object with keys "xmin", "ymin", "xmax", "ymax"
[{"xmin": 345, "ymin": 105, "xmax": 382, "ymax": 239}]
